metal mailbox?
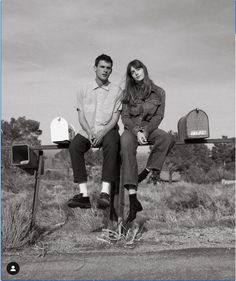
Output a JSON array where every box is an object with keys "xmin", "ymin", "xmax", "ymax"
[
  {"xmin": 177, "ymin": 108, "xmax": 209, "ymax": 141},
  {"xmin": 11, "ymin": 144, "xmax": 41, "ymax": 175},
  {"xmin": 50, "ymin": 117, "xmax": 75, "ymax": 144}
]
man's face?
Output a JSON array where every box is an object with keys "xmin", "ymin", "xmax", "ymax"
[{"xmin": 94, "ymin": 60, "xmax": 112, "ymax": 82}]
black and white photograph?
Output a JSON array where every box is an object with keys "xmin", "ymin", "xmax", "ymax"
[{"xmin": 2, "ymin": 0, "xmax": 235, "ymax": 280}]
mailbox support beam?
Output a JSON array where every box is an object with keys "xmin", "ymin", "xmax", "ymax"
[
  {"xmin": 10, "ymin": 138, "xmax": 232, "ymax": 152},
  {"xmin": 30, "ymin": 150, "xmax": 44, "ymax": 229}
]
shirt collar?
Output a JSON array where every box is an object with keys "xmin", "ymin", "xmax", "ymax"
[{"xmin": 92, "ymin": 80, "xmax": 110, "ymax": 91}]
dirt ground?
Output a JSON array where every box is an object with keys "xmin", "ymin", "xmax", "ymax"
[{"xmin": 2, "ymin": 226, "xmax": 235, "ymax": 280}]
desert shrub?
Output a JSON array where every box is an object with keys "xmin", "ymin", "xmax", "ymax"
[
  {"xmin": 2, "ymin": 197, "xmax": 37, "ymax": 250},
  {"xmin": 204, "ymin": 167, "xmax": 235, "ymax": 183},
  {"xmin": 205, "ymin": 167, "xmax": 222, "ymax": 183},
  {"xmin": 222, "ymin": 169, "xmax": 235, "ymax": 180},
  {"xmin": 144, "ymin": 182, "xmax": 235, "ymax": 229},
  {"xmin": 163, "ymin": 182, "xmax": 215, "ymax": 212},
  {"xmin": 2, "ymin": 170, "xmax": 35, "ymax": 193},
  {"xmin": 162, "ymin": 182, "xmax": 235, "ymax": 217},
  {"xmin": 44, "ymin": 170, "xmax": 66, "ymax": 180},
  {"xmin": 183, "ymin": 166, "xmax": 206, "ymax": 184},
  {"xmin": 213, "ymin": 185, "xmax": 235, "ymax": 216}
]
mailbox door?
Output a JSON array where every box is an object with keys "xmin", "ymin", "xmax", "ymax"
[
  {"xmin": 186, "ymin": 110, "xmax": 209, "ymax": 139},
  {"xmin": 11, "ymin": 145, "xmax": 39, "ymax": 175}
]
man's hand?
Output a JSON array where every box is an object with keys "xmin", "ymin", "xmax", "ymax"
[
  {"xmin": 89, "ymin": 132, "xmax": 96, "ymax": 146},
  {"xmin": 92, "ymin": 129, "xmax": 107, "ymax": 147},
  {"xmin": 137, "ymin": 131, "xmax": 148, "ymax": 145}
]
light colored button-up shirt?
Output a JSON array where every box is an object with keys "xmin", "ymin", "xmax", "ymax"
[{"xmin": 76, "ymin": 80, "xmax": 122, "ymax": 139}]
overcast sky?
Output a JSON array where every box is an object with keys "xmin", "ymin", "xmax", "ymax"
[{"xmin": 3, "ymin": 0, "xmax": 235, "ymax": 145}]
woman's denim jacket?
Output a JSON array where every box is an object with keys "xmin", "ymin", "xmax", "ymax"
[{"xmin": 121, "ymin": 84, "xmax": 165, "ymax": 137}]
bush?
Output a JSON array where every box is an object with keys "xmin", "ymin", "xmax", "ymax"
[
  {"xmin": 205, "ymin": 167, "xmax": 222, "ymax": 183},
  {"xmin": 164, "ymin": 183, "xmax": 200, "ymax": 211},
  {"xmin": 2, "ymin": 170, "xmax": 35, "ymax": 193},
  {"xmin": 44, "ymin": 170, "xmax": 66, "ymax": 180},
  {"xmin": 184, "ymin": 166, "xmax": 206, "ymax": 184},
  {"xmin": 164, "ymin": 182, "xmax": 217, "ymax": 212},
  {"xmin": 2, "ymin": 197, "xmax": 36, "ymax": 250}
]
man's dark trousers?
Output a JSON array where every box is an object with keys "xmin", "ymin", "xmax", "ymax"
[{"xmin": 69, "ymin": 127, "xmax": 120, "ymax": 184}]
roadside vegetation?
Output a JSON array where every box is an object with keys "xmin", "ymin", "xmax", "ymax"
[
  {"xmin": 1, "ymin": 117, "xmax": 235, "ymax": 253},
  {"xmin": 2, "ymin": 173, "xmax": 235, "ymax": 252}
]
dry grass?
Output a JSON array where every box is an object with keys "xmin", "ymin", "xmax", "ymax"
[
  {"xmin": 138, "ymin": 181, "xmax": 235, "ymax": 230},
  {"xmin": 2, "ymin": 195, "xmax": 36, "ymax": 250},
  {"xmin": 2, "ymin": 176, "xmax": 235, "ymax": 252}
]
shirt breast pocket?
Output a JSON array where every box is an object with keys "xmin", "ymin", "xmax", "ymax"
[
  {"xmin": 143, "ymin": 99, "xmax": 161, "ymax": 120},
  {"xmin": 129, "ymin": 104, "xmax": 142, "ymax": 116}
]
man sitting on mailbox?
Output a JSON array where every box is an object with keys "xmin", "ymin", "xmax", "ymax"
[{"xmin": 67, "ymin": 54, "xmax": 122, "ymax": 209}]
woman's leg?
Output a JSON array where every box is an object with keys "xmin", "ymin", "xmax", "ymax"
[
  {"xmin": 147, "ymin": 128, "xmax": 174, "ymax": 171},
  {"xmin": 138, "ymin": 129, "xmax": 175, "ymax": 183},
  {"xmin": 121, "ymin": 130, "xmax": 143, "ymax": 223},
  {"xmin": 120, "ymin": 130, "xmax": 139, "ymax": 187},
  {"xmin": 125, "ymin": 185, "xmax": 143, "ymax": 224}
]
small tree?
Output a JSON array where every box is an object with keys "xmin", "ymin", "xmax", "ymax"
[
  {"xmin": 164, "ymin": 131, "xmax": 214, "ymax": 183},
  {"xmin": 2, "ymin": 116, "xmax": 42, "ymax": 173}
]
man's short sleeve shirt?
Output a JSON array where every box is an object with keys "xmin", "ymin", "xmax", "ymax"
[{"xmin": 76, "ymin": 80, "xmax": 121, "ymax": 138}]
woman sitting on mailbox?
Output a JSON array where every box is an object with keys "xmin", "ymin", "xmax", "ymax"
[{"xmin": 121, "ymin": 59, "xmax": 174, "ymax": 224}]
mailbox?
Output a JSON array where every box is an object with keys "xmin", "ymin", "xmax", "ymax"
[
  {"xmin": 11, "ymin": 144, "xmax": 40, "ymax": 175},
  {"xmin": 50, "ymin": 117, "xmax": 75, "ymax": 144},
  {"xmin": 178, "ymin": 108, "xmax": 209, "ymax": 141}
]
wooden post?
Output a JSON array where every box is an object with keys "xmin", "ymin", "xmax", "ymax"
[
  {"xmin": 118, "ymin": 168, "xmax": 125, "ymax": 224},
  {"xmin": 30, "ymin": 150, "xmax": 44, "ymax": 229},
  {"xmin": 169, "ymin": 169, "xmax": 173, "ymax": 184}
]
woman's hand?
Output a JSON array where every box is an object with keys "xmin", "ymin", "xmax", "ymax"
[{"xmin": 137, "ymin": 131, "xmax": 148, "ymax": 145}]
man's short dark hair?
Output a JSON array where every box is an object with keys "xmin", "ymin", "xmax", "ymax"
[{"xmin": 95, "ymin": 54, "xmax": 113, "ymax": 67}]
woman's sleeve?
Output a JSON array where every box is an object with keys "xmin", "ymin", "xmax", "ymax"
[{"xmin": 143, "ymin": 89, "xmax": 165, "ymax": 136}]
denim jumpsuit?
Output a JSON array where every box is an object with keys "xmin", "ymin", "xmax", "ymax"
[{"xmin": 120, "ymin": 83, "xmax": 174, "ymax": 187}]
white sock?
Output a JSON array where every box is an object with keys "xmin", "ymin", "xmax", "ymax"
[
  {"xmin": 128, "ymin": 189, "xmax": 137, "ymax": 195},
  {"xmin": 101, "ymin": 181, "xmax": 110, "ymax": 195},
  {"xmin": 79, "ymin": 183, "xmax": 88, "ymax": 197}
]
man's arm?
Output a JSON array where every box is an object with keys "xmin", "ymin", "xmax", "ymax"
[
  {"xmin": 77, "ymin": 109, "xmax": 94, "ymax": 141},
  {"xmin": 76, "ymin": 88, "xmax": 94, "ymax": 142}
]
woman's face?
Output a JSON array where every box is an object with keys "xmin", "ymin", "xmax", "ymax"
[{"xmin": 130, "ymin": 66, "xmax": 145, "ymax": 82}]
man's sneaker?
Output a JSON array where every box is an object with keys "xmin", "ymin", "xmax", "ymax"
[
  {"xmin": 67, "ymin": 193, "xmax": 91, "ymax": 209},
  {"xmin": 150, "ymin": 170, "xmax": 161, "ymax": 185},
  {"xmin": 138, "ymin": 168, "xmax": 150, "ymax": 183},
  {"xmin": 97, "ymin": 192, "xmax": 110, "ymax": 209},
  {"xmin": 125, "ymin": 199, "xmax": 143, "ymax": 224}
]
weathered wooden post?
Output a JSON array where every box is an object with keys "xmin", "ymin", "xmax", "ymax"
[
  {"xmin": 31, "ymin": 150, "xmax": 44, "ymax": 228},
  {"xmin": 11, "ymin": 144, "xmax": 44, "ymax": 228}
]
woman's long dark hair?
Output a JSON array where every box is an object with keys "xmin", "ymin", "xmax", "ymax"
[{"xmin": 122, "ymin": 60, "xmax": 153, "ymax": 103}]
